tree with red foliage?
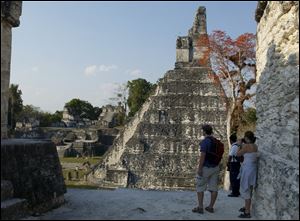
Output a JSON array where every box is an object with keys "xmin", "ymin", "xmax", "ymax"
[{"xmin": 208, "ymin": 30, "xmax": 256, "ymax": 145}]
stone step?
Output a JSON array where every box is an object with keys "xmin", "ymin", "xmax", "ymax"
[
  {"xmin": 101, "ymin": 181, "xmax": 125, "ymax": 189},
  {"xmin": 1, "ymin": 180, "xmax": 14, "ymax": 202},
  {"xmin": 1, "ymin": 198, "xmax": 29, "ymax": 220},
  {"xmin": 159, "ymin": 81, "xmax": 218, "ymax": 95},
  {"xmin": 87, "ymin": 176, "xmax": 124, "ymax": 189}
]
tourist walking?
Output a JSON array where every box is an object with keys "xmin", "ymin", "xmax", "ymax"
[
  {"xmin": 192, "ymin": 124, "xmax": 224, "ymax": 214},
  {"xmin": 227, "ymin": 134, "xmax": 242, "ymax": 197},
  {"xmin": 236, "ymin": 131, "xmax": 258, "ymax": 218}
]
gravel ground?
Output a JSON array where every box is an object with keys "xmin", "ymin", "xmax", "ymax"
[{"xmin": 23, "ymin": 188, "xmax": 257, "ymax": 220}]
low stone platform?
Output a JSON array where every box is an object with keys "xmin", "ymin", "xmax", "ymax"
[{"xmin": 1, "ymin": 139, "xmax": 66, "ymax": 219}]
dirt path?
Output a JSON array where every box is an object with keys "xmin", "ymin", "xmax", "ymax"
[{"xmin": 24, "ymin": 188, "xmax": 257, "ymax": 220}]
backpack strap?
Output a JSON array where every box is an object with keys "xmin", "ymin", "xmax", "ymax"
[
  {"xmin": 206, "ymin": 136, "xmax": 216, "ymax": 153},
  {"xmin": 205, "ymin": 136, "xmax": 218, "ymax": 164}
]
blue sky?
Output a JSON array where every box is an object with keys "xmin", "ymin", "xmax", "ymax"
[{"xmin": 11, "ymin": 1, "xmax": 257, "ymax": 113}]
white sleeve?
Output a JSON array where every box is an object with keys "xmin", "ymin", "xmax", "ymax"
[{"xmin": 229, "ymin": 144, "xmax": 239, "ymax": 156}]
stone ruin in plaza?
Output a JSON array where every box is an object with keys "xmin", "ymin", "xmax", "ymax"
[{"xmin": 88, "ymin": 6, "xmax": 227, "ymax": 190}]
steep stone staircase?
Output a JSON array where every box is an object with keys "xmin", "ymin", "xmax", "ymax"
[
  {"xmin": 1, "ymin": 180, "xmax": 29, "ymax": 220},
  {"xmin": 88, "ymin": 67, "xmax": 227, "ymax": 190}
]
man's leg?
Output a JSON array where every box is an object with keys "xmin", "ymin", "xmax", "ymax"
[
  {"xmin": 208, "ymin": 191, "xmax": 218, "ymax": 208},
  {"xmin": 194, "ymin": 175, "xmax": 206, "ymax": 213},
  {"xmin": 206, "ymin": 167, "xmax": 219, "ymax": 211},
  {"xmin": 197, "ymin": 191, "xmax": 204, "ymax": 209},
  {"xmin": 229, "ymin": 171, "xmax": 234, "ymax": 195},
  {"xmin": 232, "ymin": 170, "xmax": 240, "ymax": 196},
  {"xmin": 235, "ymin": 176, "xmax": 241, "ymax": 196}
]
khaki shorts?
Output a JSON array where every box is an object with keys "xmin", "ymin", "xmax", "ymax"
[{"xmin": 195, "ymin": 166, "xmax": 219, "ymax": 192}]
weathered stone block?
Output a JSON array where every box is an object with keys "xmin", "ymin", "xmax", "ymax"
[
  {"xmin": 1, "ymin": 180, "xmax": 14, "ymax": 201},
  {"xmin": 176, "ymin": 49, "xmax": 190, "ymax": 63},
  {"xmin": 1, "ymin": 198, "xmax": 28, "ymax": 220},
  {"xmin": 1, "ymin": 139, "xmax": 66, "ymax": 213}
]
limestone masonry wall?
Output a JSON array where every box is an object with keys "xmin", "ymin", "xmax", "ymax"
[
  {"xmin": 253, "ymin": 1, "xmax": 299, "ymax": 219},
  {"xmin": 1, "ymin": 139, "xmax": 66, "ymax": 213}
]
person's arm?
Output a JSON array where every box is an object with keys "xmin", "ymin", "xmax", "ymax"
[
  {"xmin": 237, "ymin": 144, "xmax": 249, "ymax": 156},
  {"xmin": 198, "ymin": 139, "xmax": 208, "ymax": 176},
  {"xmin": 227, "ymin": 155, "xmax": 232, "ymax": 162},
  {"xmin": 198, "ymin": 152, "xmax": 206, "ymax": 176},
  {"xmin": 228, "ymin": 144, "xmax": 235, "ymax": 163},
  {"xmin": 236, "ymin": 139, "xmax": 243, "ymax": 146},
  {"xmin": 227, "ymin": 155, "xmax": 232, "ymax": 168}
]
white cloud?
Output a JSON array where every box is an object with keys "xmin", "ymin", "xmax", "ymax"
[
  {"xmin": 32, "ymin": 66, "xmax": 39, "ymax": 72},
  {"xmin": 98, "ymin": 64, "xmax": 118, "ymax": 72},
  {"xmin": 84, "ymin": 65, "xmax": 98, "ymax": 76},
  {"xmin": 84, "ymin": 64, "xmax": 118, "ymax": 76}
]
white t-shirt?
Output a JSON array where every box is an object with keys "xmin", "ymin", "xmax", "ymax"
[{"xmin": 229, "ymin": 142, "xmax": 239, "ymax": 162}]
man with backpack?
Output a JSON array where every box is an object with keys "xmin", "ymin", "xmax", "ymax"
[{"xmin": 192, "ymin": 124, "xmax": 224, "ymax": 214}]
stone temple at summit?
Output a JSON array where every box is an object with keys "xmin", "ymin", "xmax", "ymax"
[{"xmin": 88, "ymin": 6, "xmax": 227, "ymax": 190}]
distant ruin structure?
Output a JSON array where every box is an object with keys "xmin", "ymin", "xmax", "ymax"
[
  {"xmin": 88, "ymin": 6, "xmax": 227, "ymax": 190},
  {"xmin": 98, "ymin": 104, "xmax": 125, "ymax": 128}
]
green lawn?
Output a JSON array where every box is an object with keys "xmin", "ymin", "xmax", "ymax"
[
  {"xmin": 62, "ymin": 169, "xmax": 88, "ymax": 179},
  {"xmin": 60, "ymin": 157, "xmax": 103, "ymax": 189},
  {"xmin": 59, "ymin": 157, "xmax": 102, "ymax": 164},
  {"xmin": 64, "ymin": 180, "xmax": 100, "ymax": 189}
]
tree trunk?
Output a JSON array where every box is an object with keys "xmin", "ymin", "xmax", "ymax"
[
  {"xmin": 226, "ymin": 101, "xmax": 235, "ymax": 146},
  {"xmin": 224, "ymin": 100, "xmax": 235, "ymax": 191},
  {"xmin": 230, "ymin": 99, "xmax": 245, "ymax": 136}
]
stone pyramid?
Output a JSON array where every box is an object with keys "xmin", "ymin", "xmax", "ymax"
[{"xmin": 88, "ymin": 6, "xmax": 227, "ymax": 190}]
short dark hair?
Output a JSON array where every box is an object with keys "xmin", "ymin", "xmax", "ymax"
[
  {"xmin": 244, "ymin": 131, "xmax": 256, "ymax": 143},
  {"xmin": 202, "ymin": 124, "xmax": 213, "ymax": 135},
  {"xmin": 230, "ymin": 134, "xmax": 237, "ymax": 143}
]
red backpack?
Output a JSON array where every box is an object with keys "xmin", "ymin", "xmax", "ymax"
[{"xmin": 206, "ymin": 137, "xmax": 224, "ymax": 165}]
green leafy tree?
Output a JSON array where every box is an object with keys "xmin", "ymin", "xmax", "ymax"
[
  {"xmin": 65, "ymin": 98, "xmax": 98, "ymax": 120},
  {"xmin": 127, "ymin": 78, "xmax": 156, "ymax": 117},
  {"xmin": 115, "ymin": 112, "xmax": 126, "ymax": 126},
  {"xmin": 93, "ymin": 106, "xmax": 102, "ymax": 119},
  {"xmin": 8, "ymin": 84, "xmax": 23, "ymax": 129},
  {"xmin": 39, "ymin": 110, "xmax": 63, "ymax": 127},
  {"xmin": 14, "ymin": 104, "xmax": 41, "ymax": 129},
  {"xmin": 52, "ymin": 110, "xmax": 63, "ymax": 122},
  {"xmin": 39, "ymin": 112, "xmax": 53, "ymax": 127},
  {"xmin": 17, "ymin": 105, "xmax": 41, "ymax": 121},
  {"xmin": 16, "ymin": 105, "xmax": 63, "ymax": 127}
]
